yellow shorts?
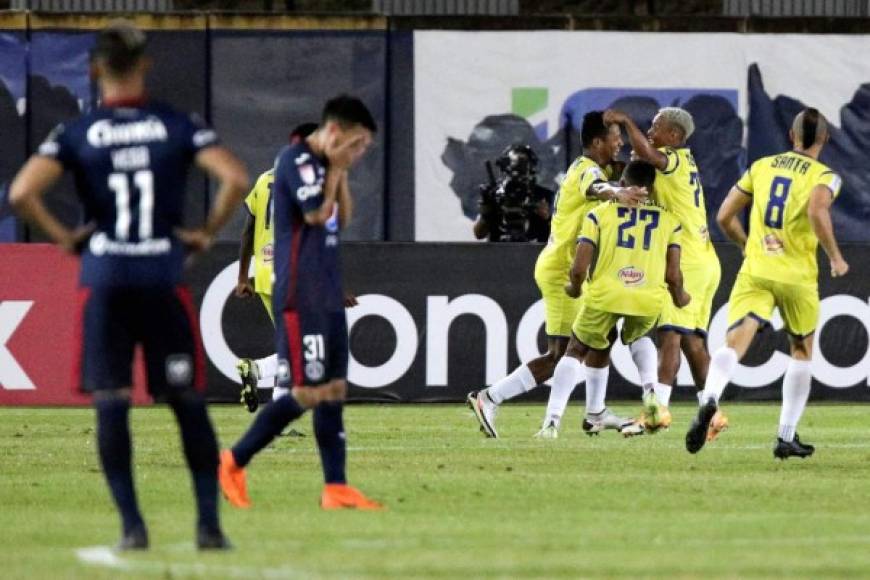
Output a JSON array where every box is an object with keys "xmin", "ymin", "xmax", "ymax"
[
  {"xmin": 727, "ymin": 272, "xmax": 818, "ymax": 338},
  {"xmin": 659, "ymin": 257, "xmax": 721, "ymax": 336},
  {"xmin": 258, "ymin": 292, "xmax": 274, "ymax": 323},
  {"xmin": 535, "ymin": 276, "xmax": 582, "ymax": 338},
  {"xmin": 572, "ymin": 304, "xmax": 657, "ymax": 350}
]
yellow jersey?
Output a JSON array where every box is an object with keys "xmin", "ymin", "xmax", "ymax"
[
  {"xmin": 736, "ymin": 151, "xmax": 842, "ymax": 286},
  {"xmin": 653, "ymin": 147, "xmax": 715, "ymax": 266},
  {"xmin": 535, "ymin": 156, "xmax": 615, "ymax": 282},
  {"xmin": 244, "ymin": 169, "xmax": 276, "ymax": 295},
  {"xmin": 580, "ymin": 201, "xmax": 682, "ymax": 317}
]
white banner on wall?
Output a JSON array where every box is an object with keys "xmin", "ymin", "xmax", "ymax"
[{"xmin": 413, "ymin": 31, "xmax": 870, "ymax": 241}]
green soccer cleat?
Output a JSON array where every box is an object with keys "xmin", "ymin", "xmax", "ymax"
[{"xmin": 236, "ymin": 358, "xmax": 260, "ymax": 413}]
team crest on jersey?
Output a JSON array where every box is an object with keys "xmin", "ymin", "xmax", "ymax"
[
  {"xmin": 618, "ymin": 266, "xmax": 645, "ymax": 287},
  {"xmin": 277, "ymin": 359, "xmax": 291, "ymax": 382},
  {"xmin": 698, "ymin": 225, "xmax": 710, "ymax": 243},
  {"xmin": 262, "ymin": 243, "xmax": 274, "ymax": 263},
  {"xmin": 299, "ymin": 164, "xmax": 317, "ymax": 185},
  {"xmin": 763, "ymin": 234, "xmax": 785, "ymax": 255}
]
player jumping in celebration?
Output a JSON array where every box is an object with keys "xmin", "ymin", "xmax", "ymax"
[
  {"xmin": 548, "ymin": 160, "xmax": 691, "ymax": 427},
  {"xmin": 10, "ymin": 22, "xmax": 249, "ymax": 550},
  {"xmin": 605, "ymin": 108, "xmax": 728, "ymax": 437},
  {"xmin": 219, "ymin": 96, "xmax": 383, "ymax": 510},
  {"xmin": 687, "ymin": 108, "xmax": 848, "ymax": 458},
  {"xmin": 467, "ymin": 111, "xmax": 650, "ymax": 438},
  {"xmin": 235, "ymin": 123, "xmax": 318, "ymax": 412}
]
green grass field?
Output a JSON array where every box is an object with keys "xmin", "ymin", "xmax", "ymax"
[{"xmin": 1, "ymin": 403, "xmax": 869, "ymax": 579}]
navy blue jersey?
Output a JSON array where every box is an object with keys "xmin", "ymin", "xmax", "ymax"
[
  {"xmin": 38, "ymin": 101, "xmax": 219, "ymax": 287},
  {"xmin": 272, "ymin": 142, "xmax": 344, "ymax": 314}
]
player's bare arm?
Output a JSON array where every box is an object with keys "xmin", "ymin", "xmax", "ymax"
[
  {"xmin": 337, "ymin": 171, "xmax": 353, "ymax": 227},
  {"xmin": 177, "ymin": 146, "xmax": 249, "ymax": 252},
  {"xmin": 9, "ymin": 156, "xmax": 94, "ymax": 253},
  {"xmin": 603, "ymin": 110, "xmax": 668, "ymax": 170},
  {"xmin": 589, "ymin": 182, "xmax": 648, "ymax": 207},
  {"xmin": 665, "ymin": 246, "xmax": 691, "ymax": 307},
  {"xmin": 565, "ymin": 240, "xmax": 594, "ymax": 298},
  {"xmin": 716, "ymin": 186, "xmax": 751, "ymax": 252},
  {"xmin": 808, "ymin": 183, "xmax": 849, "ymax": 277},
  {"xmin": 236, "ymin": 213, "xmax": 255, "ymax": 298}
]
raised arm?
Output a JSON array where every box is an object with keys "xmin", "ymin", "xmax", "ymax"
[
  {"xmin": 808, "ymin": 183, "xmax": 849, "ymax": 277},
  {"xmin": 603, "ymin": 110, "xmax": 668, "ymax": 171},
  {"xmin": 716, "ymin": 186, "xmax": 752, "ymax": 251},
  {"xmin": 303, "ymin": 167, "xmax": 341, "ymax": 226},
  {"xmin": 337, "ymin": 171, "xmax": 353, "ymax": 227}
]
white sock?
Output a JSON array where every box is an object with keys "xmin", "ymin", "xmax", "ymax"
[
  {"xmin": 544, "ymin": 357, "xmax": 585, "ymax": 421},
  {"xmin": 272, "ymin": 386, "xmax": 290, "ymax": 401},
  {"xmin": 654, "ymin": 383, "xmax": 673, "ymax": 406},
  {"xmin": 630, "ymin": 337, "xmax": 658, "ymax": 387},
  {"xmin": 701, "ymin": 347, "xmax": 738, "ymax": 404},
  {"xmin": 778, "ymin": 359, "xmax": 812, "ymax": 442},
  {"xmin": 584, "ymin": 366, "xmax": 609, "ymax": 415},
  {"xmin": 486, "ymin": 364, "xmax": 537, "ymax": 405},
  {"xmin": 256, "ymin": 354, "xmax": 279, "ymax": 379}
]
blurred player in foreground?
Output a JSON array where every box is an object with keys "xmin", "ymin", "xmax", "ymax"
[
  {"xmin": 235, "ymin": 122, "xmax": 318, "ymax": 412},
  {"xmin": 467, "ymin": 111, "xmax": 652, "ymax": 438},
  {"xmin": 10, "ymin": 22, "xmax": 248, "ymax": 549},
  {"xmin": 219, "ymin": 96, "xmax": 383, "ymax": 510},
  {"xmin": 605, "ymin": 107, "xmax": 727, "ymax": 438},
  {"xmin": 687, "ymin": 108, "xmax": 847, "ymax": 458},
  {"xmin": 547, "ymin": 160, "xmax": 690, "ymax": 427}
]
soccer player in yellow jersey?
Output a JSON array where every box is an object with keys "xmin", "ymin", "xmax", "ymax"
[
  {"xmin": 468, "ymin": 111, "xmax": 649, "ymax": 438},
  {"xmin": 236, "ymin": 124, "xmax": 317, "ymax": 412},
  {"xmin": 546, "ymin": 160, "xmax": 690, "ymax": 427},
  {"xmin": 687, "ymin": 108, "xmax": 848, "ymax": 458},
  {"xmin": 605, "ymin": 107, "xmax": 727, "ymax": 436}
]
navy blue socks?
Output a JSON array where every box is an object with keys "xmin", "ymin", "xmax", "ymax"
[
  {"xmin": 232, "ymin": 394, "xmax": 305, "ymax": 467},
  {"xmin": 95, "ymin": 397, "xmax": 145, "ymax": 535},
  {"xmin": 313, "ymin": 402, "xmax": 347, "ymax": 484},
  {"xmin": 168, "ymin": 392, "xmax": 220, "ymax": 533}
]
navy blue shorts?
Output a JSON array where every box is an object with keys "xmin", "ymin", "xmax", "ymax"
[
  {"xmin": 275, "ymin": 308, "xmax": 348, "ymax": 387},
  {"xmin": 74, "ymin": 286, "xmax": 206, "ymax": 395}
]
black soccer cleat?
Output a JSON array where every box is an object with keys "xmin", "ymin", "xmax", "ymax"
[
  {"xmin": 116, "ymin": 525, "xmax": 149, "ymax": 551},
  {"xmin": 197, "ymin": 527, "xmax": 233, "ymax": 551},
  {"xmin": 236, "ymin": 358, "xmax": 260, "ymax": 413},
  {"xmin": 685, "ymin": 398, "xmax": 719, "ymax": 454},
  {"xmin": 773, "ymin": 433, "xmax": 815, "ymax": 460}
]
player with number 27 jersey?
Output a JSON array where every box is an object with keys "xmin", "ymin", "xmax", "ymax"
[{"xmin": 729, "ymin": 151, "xmax": 842, "ymax": 336}]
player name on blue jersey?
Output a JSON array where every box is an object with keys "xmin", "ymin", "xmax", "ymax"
[{"xmin": 38, "ymin": 101, "xmax": 219, "ymax": 288}]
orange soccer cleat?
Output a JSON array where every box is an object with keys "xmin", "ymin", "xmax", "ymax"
[
  {"xmin": 320, "ymin": 484, "xmax": 384, "ymax": 511},
  {"xmin": 218, "ymin": 449, "xmax": 251, "ymax": 509},
  {"xmin": 706, "ymin": 410, "xmax": 730, "ymax": 442}
]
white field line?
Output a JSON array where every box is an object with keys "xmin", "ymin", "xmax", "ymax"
[{"xmin": 75, "ymin": 545, "xmax": 314, "ymax": 579}]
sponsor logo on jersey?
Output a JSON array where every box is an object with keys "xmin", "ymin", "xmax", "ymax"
[
  {"xmin": 87, "ymin": 117, "xmax": 168, "ymax": 148},
  {"xmin": 295, "ymin": 152, "xmax": 310, "ymax": 165},
  {"xmin": 89, "ymin": 232, "xmax": 172, "ymax": 256},
  {"xmin": 277, "ymin": 359, "xmax": 291, "ymax": 382},
  {"xmin": 617, "ymin": 266, "xmax": 645, "ymax": 286},
  {"xmin": 299, "ymin": 164, "xmax": 316, "ymax": 185},
  {"xmin": 297, "ymin": 184, "xmax": 323, "ymax": 201},
  {"xmin": 763, "ymin": 234, "xmax": 785, "ymax": 255}
]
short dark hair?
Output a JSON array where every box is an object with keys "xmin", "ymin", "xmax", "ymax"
[
  {"xmin": 581, "ymin": 111, "xmax": 609, "ymax": 148},
  {"xmin": 322, "ymin": 95, "xmax": 377, "ymax": 133},
  {"xmin": 91, "ymin": 21, "xmax": 147, "ymax": 78},
  {"xmin": 622, "ymin": 160, "xmax": 657, "ymax": 191},
  {"xmin": 289, "ymin": 122, "xmax": 318, "ymax": 144}
]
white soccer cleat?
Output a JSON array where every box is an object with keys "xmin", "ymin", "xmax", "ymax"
[
  {"xmin": 466, "ymin": 390, "xmax": 499, "ymax": 438},
  {"xmin": 582, "ymin": 409, "xmax": 644, "ymax": 437},
  {"xmin": 534, "ymin": 417, "xmax": 560, "ymax": 439}
]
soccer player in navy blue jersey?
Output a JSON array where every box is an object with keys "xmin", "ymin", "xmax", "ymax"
[
  {"xmin": 10, "ymin": 22, "xmax": 249, "ymax": 550},
  {"xmin": 219, "ymin": 96, "xmax": 383, "ymax": 511}
]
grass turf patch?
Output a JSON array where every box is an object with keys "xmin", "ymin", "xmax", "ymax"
[{"xmin": 1, "ymin": 403, "xmax": 869, "ymax": 578}]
